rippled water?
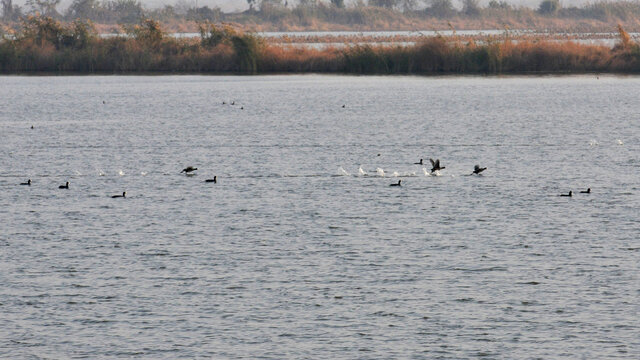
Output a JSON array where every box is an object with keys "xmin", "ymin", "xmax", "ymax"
[{"xmin": 1, "ymin": 75, "xmax": 638, "ymax": 359}]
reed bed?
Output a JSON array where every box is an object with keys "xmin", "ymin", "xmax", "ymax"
[{"xmin": 1, "ymin": 16, "xmax": 639, "ymax": 74}]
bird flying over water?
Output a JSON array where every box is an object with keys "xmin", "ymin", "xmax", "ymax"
[
  {"xmin": 472, "ymin": 165, "xmax": 487, "ymax": 175},
  {"xmin": 429, "ymin": 158, "xmax": 445, "ymax": 173},
  {"xmin": 181, "ymin": 166, "xmax": 197, "ymax": 173}
]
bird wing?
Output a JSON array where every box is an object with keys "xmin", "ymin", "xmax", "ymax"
[
  {"xmin": 429, "ymin": 158, "xmax": 436, "ymax": 167},
  {"xmin": 435, "ymin": 159, "xmax": 440, "ymax": 168}
]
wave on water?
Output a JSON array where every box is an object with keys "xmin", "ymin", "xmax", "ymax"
[
  {"xmin": 589, "ymin": 139, "xmax": 599, "ymax": 146},
  {"xmin": 376, "ymin": 168, "xmax": 385, "ymax": 177},
  {"xmin": 617, "ymin": 139, "xmax": 624, "ymax": 145},
  {"xmin": 358, "ymin": 166, "xmax": 368, "ymax": 176},
  {"xmin": 338, "ymin": 167, "xmax": 350, "ymax": 176},
  {"xmin": 118, "ymin": 170, "xmax": 125, "ymax": 176}
]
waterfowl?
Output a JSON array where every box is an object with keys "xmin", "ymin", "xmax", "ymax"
[
  {"xmin": 390, "ymin": 180, "xmax": 402, "ymax": 187},
  {"xmin": 59, "ymin": 182, "xmax": 69, "ymax": 189},
  {"xmin": 222, "ymin": 101, "xmax": 226, "ymax": 105},
  {"xmin": 429, "ymin": 158, "xmax": 445, "ymax": 173},
  {"xmin": 560, "ymin": 191, "xmax": 572, "ymax": 197},
  {"xmin": 580, "ymin": 188, "xmax": 591, "ymax": 194},
  {"xmin": 205, "ymin": 176, "xmax": 217, "ymax": 183},
  {"xmin": 342, "ymin": 104, "xmax": 346, "ymax": 108},
  {"xmin": 414, "ymin": 159, "xmax": 423, "ymax": 165},
  {"xmin": 472, "ymin": 165, "xmax": 487, "ymax": 175},
  {"xmin": 181, "ymin": 166, "xmax": 197, "ymax": 173},
  {"xmin": 30, "ymin": 125, "xmax": 34, "ymax": 129},
  {"xmin": 20, "ymin": 179, "xmax": 31, "ymax": 186},
  {"xmin": 231, "ymin": 101, "xmax": 235, "ymax": 105},
  {"xmin": 112, "ymin": 192, "xmax": 126, "ymax": 198}
]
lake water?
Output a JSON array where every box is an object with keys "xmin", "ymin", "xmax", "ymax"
[{"xmin": 1, "ymin": 75, "xmax": 638, "ymax": 358}]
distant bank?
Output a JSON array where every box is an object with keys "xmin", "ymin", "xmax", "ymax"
[{"xmin": 1, "ymin": 17, "xmax": 639, "ymax": 75}]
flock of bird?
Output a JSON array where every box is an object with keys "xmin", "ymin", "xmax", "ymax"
[
  {"xmin": 394, "ymin": 158, "xmax": 590, "ymax": 197},
  {"xmin": 17, "ymin": 166, "xmax": 216, "ymax": 198},
  {"xmin": 16, "ymin": 159, "xmax": 587, "ymax": 198}
]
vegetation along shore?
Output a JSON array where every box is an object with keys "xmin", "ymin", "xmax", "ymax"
[{"xmin": 1, "ymin": 16, "xmax": 639, "ymax": 74}]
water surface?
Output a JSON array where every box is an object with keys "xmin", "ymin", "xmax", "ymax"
[{"xmin": 1, "ymin": 75, "xmax": 638, "ymax": 358}]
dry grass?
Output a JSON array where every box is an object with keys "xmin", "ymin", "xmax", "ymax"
[{"xmin": 2, "ymin": 17, "xmax": 640, "ymax": 74}]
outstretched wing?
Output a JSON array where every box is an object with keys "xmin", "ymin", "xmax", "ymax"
[{"xmin": 429, "ymin": 158, "xmax": 436, "ymax": 167}]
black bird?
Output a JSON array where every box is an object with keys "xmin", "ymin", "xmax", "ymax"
[
  {"xmin": 205, "ymin": 176, "xmax": 217, "ymax": 183},
  {"xmin": 414, "ymin": 159, "xmax": 423, "ymax": 165},
  {"xmin": 429, "ymin": 158, "xmax": 445, "ymax": 173},
  {"xmin": 20, "ymin": 179, "xmax": 31, "ymax": 186},
  {"xmin": 390, "ymin": 180, "xmax": 402, "ymax": 187},
  {"xmin": 342, "ymin": 104, "xmax": 346, "ymax": 108},
  {"xmin": 59, "ymin": 181, "xmax": 69, "ymax": 189},
  {"xmin": 30, "ymin": 125, "xmax": 34, "ymax": 129},
  {"xmin": 580, "ymin": 188, "xmax": 591, "ymax": 194},
  {"xmin": 112, "ymin": 191, "xmax": 126, "ymax": 198},
  {"xmin": 472, "ymin": 165, "xmax": 487, "ymax": 175},
  {"xmin": 181, "ymin": 166, "xmax": 197, "ymax": 174},
  {"xmin": 222, "ymin": 101, "xmax": 226, "ymax": 105},
  {"xmin": 560, "ymin": 191, "xmax": 572, "ymax": 197}
]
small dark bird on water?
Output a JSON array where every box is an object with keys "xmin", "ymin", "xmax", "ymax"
[
  {"xmin": 31, "ymin": 125, "xmax": 34, "ymax": 129},
  {"xmin": 59, "ymin": 181, "xmax": 69, "ymax": 189},
  {"xmin": 342, "ymin": 104, "xmax": 346, "ymax": 108},
  {"xmin": 414, "ymin": 159, "xmax": 423, "ymax": 165},
  {"xmin": 20, "ymin": 179, "xmax": 31, "ymax": 186},
  {"xmin": 205, "ymin": 176, "xmax": 217, "ymax": 183},
  {"xmin": 560, "ymin": 191, "xmax": 572, "ymax": 197},
  {"xmin": 181, "ymin": 166, "xmax": 197, "ymax": 174},
  {"xmin": 580, "ymin": 188, "xmax": 591, "ymax": 194},
  {"xmin": 102, "ymin": 100, "xmax": 106, "ymax": 104},
  {"xmin": 472, "ymin": 165, "xmax": 487, "ymax": 175},
  {"xmin": 430, "ymin": 158, "xmax": 445, "ymax": 173},
  {"xmin": 222, "ymin": 101, "xmax": 226, "ymax": 105},
  {"xmin": 112, "ymin": 191, "xmax": 126, "ymax": 198},
  {"xmin": 390, "ymin": 180, "xmax": 402, "ymax": 187}
]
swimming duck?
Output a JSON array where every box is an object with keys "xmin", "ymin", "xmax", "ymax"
[
  {"xmin": 580, "ymin": 188, "xmax": 591, "ymax": 194},
  {"xmin": 390, "ymin": 180, "xmax": 402, "ymax": 187},
  {"xmin": 560, "ymin": 191, "xmax": 572, "ymax": 197},
  {"xmin": 59, "ymin": 182, "xmax": 69, "ymax": 189},
  {"xmin": 20, "ymin": 179, "xmax": 31, "ymax": 186},
  {"xmin": 205, "ymin": 176, "xmax": 217, "ymax": 183},
  {"xmin": 414, "ymin": 159, "xmax": 423, "ymax": 165},
  {"xmin": 112, "ymin": 192, "xmax": 126, "ymax": 198}
]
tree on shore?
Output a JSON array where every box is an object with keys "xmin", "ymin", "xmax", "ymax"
[{"xmin": 538, "ymin": 0, "xmax": 560, "ymax": 14}]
